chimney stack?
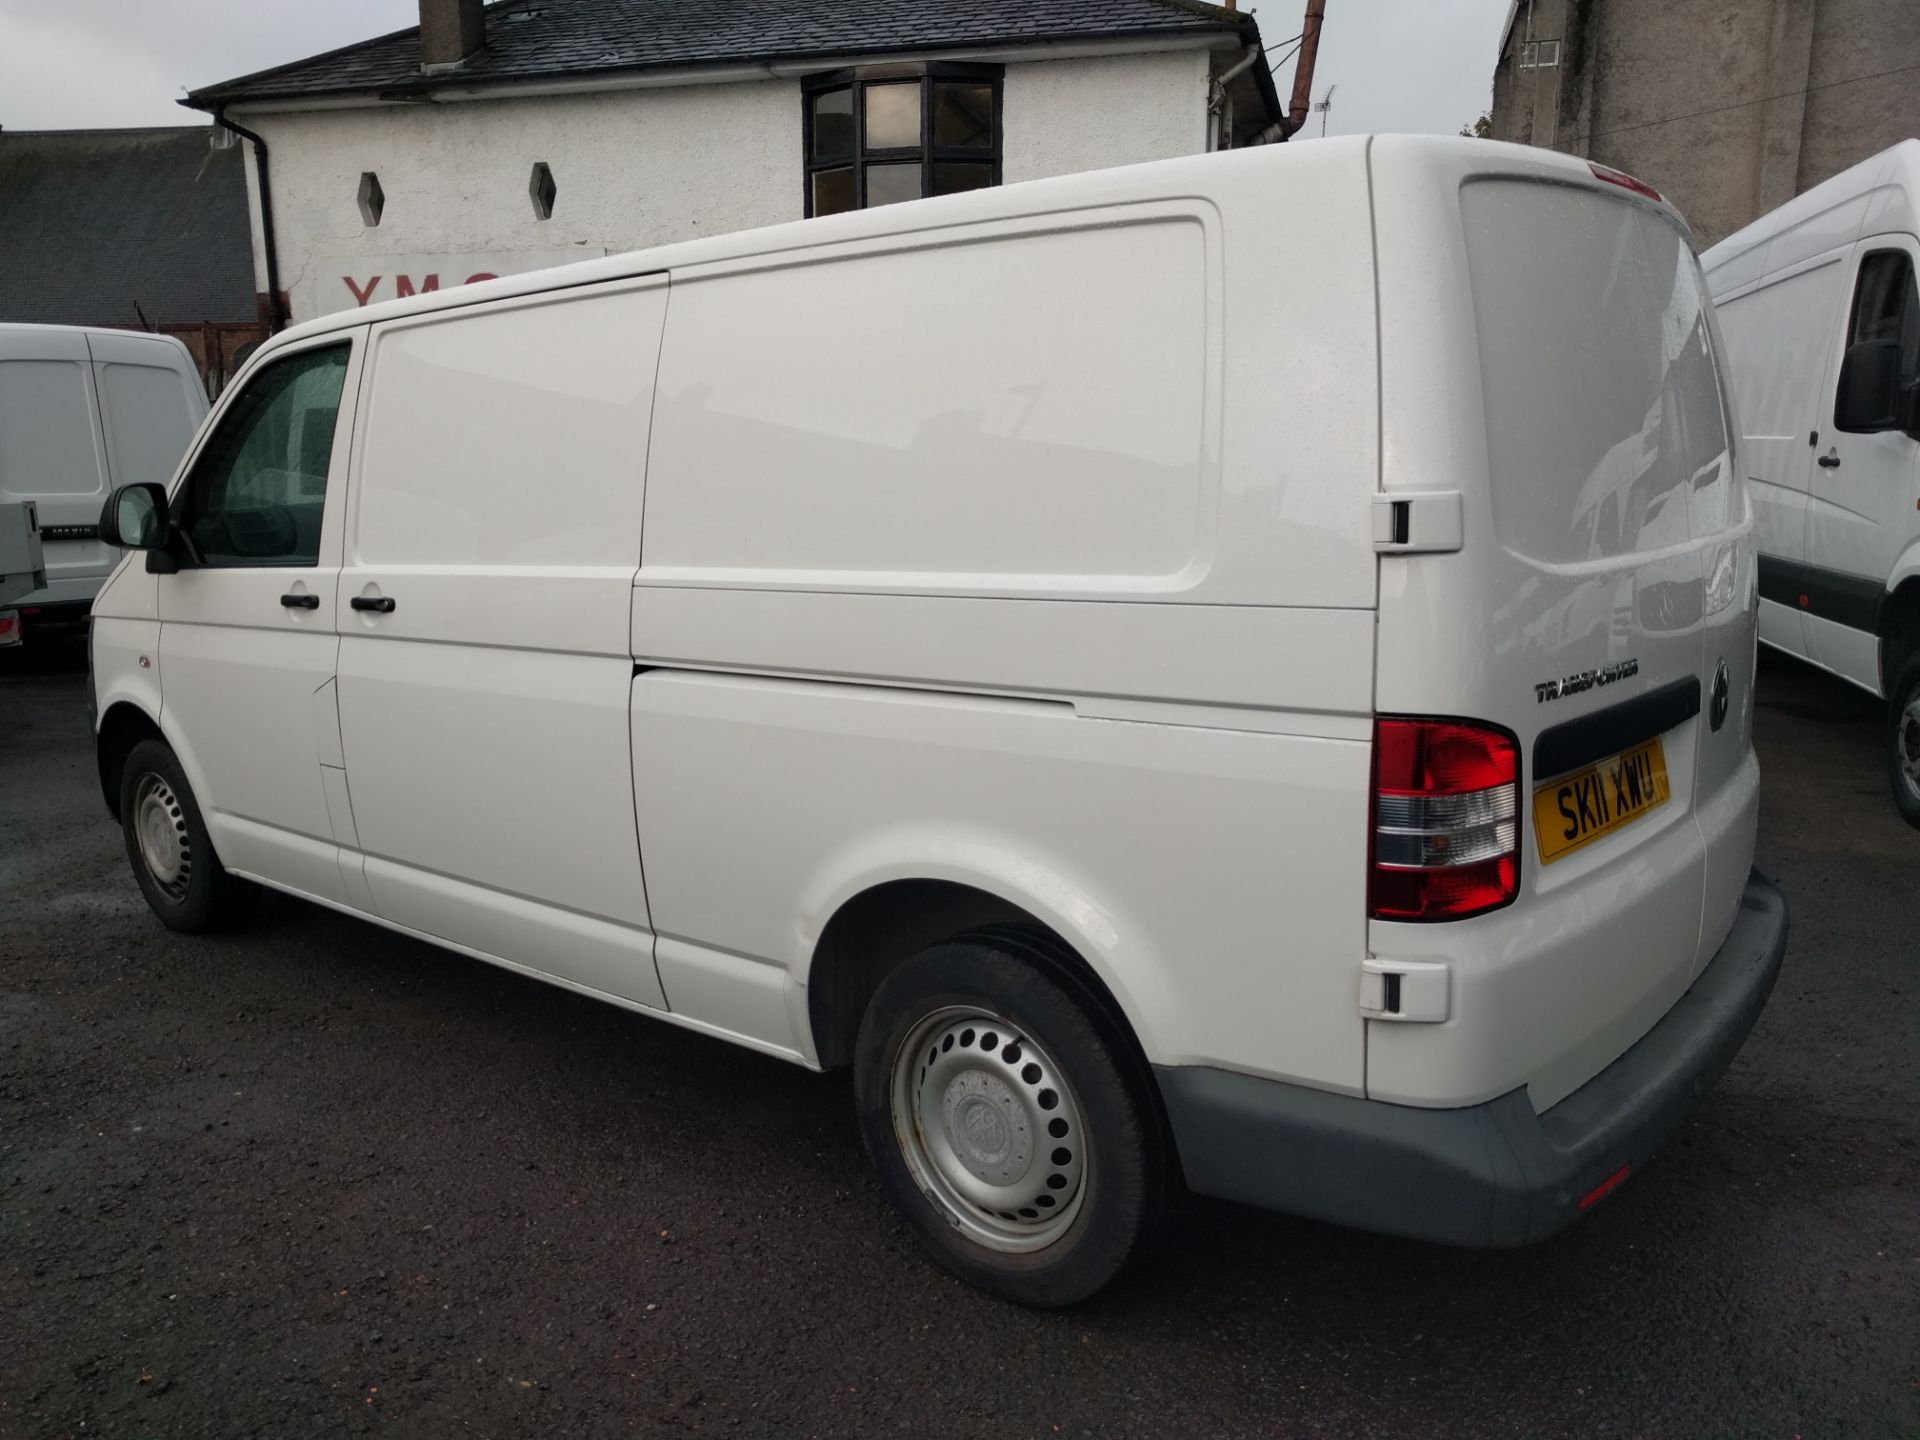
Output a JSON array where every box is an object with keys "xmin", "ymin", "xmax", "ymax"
[{"xmin": 419, "ymin": 0, "xmax": 485, "ymax": 72}]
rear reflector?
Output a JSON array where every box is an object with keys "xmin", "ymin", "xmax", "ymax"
[
  {"xmin": 1370, "ymin": 718, "xmax": 1520, "ymax": 921},
  {"xmin": 1579, "ymin": 1163, "xmax": 1632, "ymax": 1210},
  {"xmin": 1589, "ymin": 162, "xmax": 1662, "ymax": 203}
]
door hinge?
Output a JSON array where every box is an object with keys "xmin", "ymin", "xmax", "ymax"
[
  {"xmin": 1372, "ymin": 491, "xmax": 1464, "ymax": 554},
  {"xmin": 1359, "ymin": 959, "xmax": 1451, "ymax": 1022}
]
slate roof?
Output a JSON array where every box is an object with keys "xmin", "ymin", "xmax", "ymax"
[
  {"xmin": 0, "ymin": 128, "xmax": 256, "ymax": 328},
  {"xmin": 187, "ymin": 0, "xmax": 1273, "ymax": 113}
]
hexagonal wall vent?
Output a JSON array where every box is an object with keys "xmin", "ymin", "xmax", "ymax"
[
  {"xmin": 529, "ymin": 161, "xmax": 556, "ymax": 220},
  {"xmin": 357, "ymin": 171, "xmax": 385, "ymax": 227}
]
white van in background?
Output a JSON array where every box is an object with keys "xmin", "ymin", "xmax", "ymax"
[
  {"xmin": 1702, "ymin": 140, "xmax": 1920, "ymax": 824},
  {"xmin": 89, "ymin": 137, "xmax": 1788, "ymax": 1305},
  {"xmin": 0, "ymin": 324, "xmax": 206, "ymax": 647}
]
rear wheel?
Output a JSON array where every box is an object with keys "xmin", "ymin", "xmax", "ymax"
[
  {"xmin": 1888, "ymin": 655, "xmax": 1920, "ymax": 829},
  {"xmin": 120, "ymin": 739, "xmax": 255, "ymax": 932},
  {"xmin": 853, "ymin": 934, "xmax": 1170, "ymax": 1307}
]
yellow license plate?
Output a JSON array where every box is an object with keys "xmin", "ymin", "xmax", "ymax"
[{"xmin": 1534, "ymin": 738, "xmax": 1670, "ymax": 864}]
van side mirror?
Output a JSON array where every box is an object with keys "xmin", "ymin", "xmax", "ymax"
[
  {"xmin": 98, "ymin": 482, "xmax": 170, "ymax": 550},
  {"xmin": 1833, "ymin": 339, "xmax": 1905, "ymax": 434}
]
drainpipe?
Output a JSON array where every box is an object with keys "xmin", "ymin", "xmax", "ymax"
[
  {"xmin": 1285, "ymin": 0, "xmax": 1327, "ymax": 137},
  {"xmin": 1208, "ymin": 42, "xmax": 1265, "ymax": 145},
  {"xmin": 213, "ymin": 107, "xmax": 286, "ymax": 334}
]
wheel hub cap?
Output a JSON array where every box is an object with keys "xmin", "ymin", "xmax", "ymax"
[
  {"xmin": 891, "ymin": 1006, "xmax": 1088, "ymax": 1253},
  {"xmin": 1901, "ymin": 698, "xmax": 1920, "ymax": 790},
  {"xmin": 133, "ymin": 774, "xmax": 191, "ymax": 900}
]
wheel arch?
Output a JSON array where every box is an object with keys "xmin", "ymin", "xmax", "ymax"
[
  {"xmin": 1879, "ymin": 572, "xmax": 1920, "ymax": 698},
  {"xmin": 803, "ymin": 874, "xmax": 1158, "ymax": 1077},
  {"xmin": 95, "ymin": 699, "xmax": 167, "ymax": 822}
]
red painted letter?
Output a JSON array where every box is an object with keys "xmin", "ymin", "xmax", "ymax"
[
  {"xmin": 464, "ymin": 272, "xmax": 498, "ymax": 286},
  {"xmin": 394, "ymin": 273, "xmax": 440, "ymax": 299},
  {"xmin": 343, "ymin": 275, "xmax": 381, "ymax": 306}
]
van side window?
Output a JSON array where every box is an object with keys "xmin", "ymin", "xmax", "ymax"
[
  {"xmin": 176, "ymin": 344, "xmax": 349, "ymax": 567},
  {"xmin": 1848, "ymin": 250, "xmax": 1920, "ymax": 389}
]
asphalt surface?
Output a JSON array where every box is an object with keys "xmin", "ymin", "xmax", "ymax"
[{"xmin": 1, "ymin": 642, "xmax": 1915, "ymax": 1438}]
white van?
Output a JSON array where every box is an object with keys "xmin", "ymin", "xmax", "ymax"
[
  {"xmin": 1702, "ymin": 141, "xmax": 1920, "ymax": 824},
  {"xmin": 0, "ymin": 324, "xmax": 206, "ymax": 647},
  {"xmin": 89, "ymin": 137, "xmax": 1788, "ymax": 1305}
]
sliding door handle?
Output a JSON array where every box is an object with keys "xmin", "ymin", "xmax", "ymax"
[
  {"xmin": 349, "ymin": 595, "xmax": 396, "ymax": 613},
  {"xmin": 1817, "ymin": 449, "xmax": 1841, "ymax": 469},
  {"xmin": 279, "ymin": 592, "xmax": 320, "ymax": 610}
]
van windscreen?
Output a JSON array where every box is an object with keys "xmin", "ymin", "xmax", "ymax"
[{"xmin": 1461, "ymin": 180, "xmax": 1732, "ymax": 564}]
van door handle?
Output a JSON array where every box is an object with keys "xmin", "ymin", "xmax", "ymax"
[
  {"xmin": 350, "ymin": 595, "xmax": 396, "ymax": 613},
  {"xmin": 279, "ymin": 592, "xmax": 320, "ymax": 609},
  {"xmin": 1817, "ymin": 449, "xmax": 1841, "ymax": 469}
]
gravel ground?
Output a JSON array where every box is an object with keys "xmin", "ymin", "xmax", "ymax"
[{"xmin": 1, "ymin": 643, "xmax": 1915, "ymax": 1438}]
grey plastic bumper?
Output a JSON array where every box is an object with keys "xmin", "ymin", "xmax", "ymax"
[{"xmin": 1157, "ymin": 869, "xmax": 1789, "ymax": 1248}]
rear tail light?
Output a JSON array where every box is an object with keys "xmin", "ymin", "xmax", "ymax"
[
  {"xmin": 1589, "ymin": 162, "xmax": 1663, "ymax": 203},
  {"xmin": 1370, "ymin": 718, "xmax": 1520, "ymax": 921}
]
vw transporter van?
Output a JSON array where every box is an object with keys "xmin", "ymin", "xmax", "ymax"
[{"xmin": 90, "ymin": 137, "xmax": 1789, "ymax": 1305}]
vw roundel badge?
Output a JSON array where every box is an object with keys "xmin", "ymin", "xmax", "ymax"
[{"xmin": 1710, "ymin": 658, "xmax": 1731, "ymax": 732}]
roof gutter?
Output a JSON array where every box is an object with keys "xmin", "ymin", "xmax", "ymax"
[{"xmin": 211, "ymin": 107, "xmax": 286, "ymax": 334}]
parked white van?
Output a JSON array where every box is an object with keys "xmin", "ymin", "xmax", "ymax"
[
  {"xmin": 90, "ymin": 137, "xmax": 1788, "ymax": 1305},
  {"xmin": 0, "ymin": 324, "xmax": 206, "ymax": 647},
  {"xmin": 1702, "ymin": 140, "xmax": 1920, "ymax": 824}
]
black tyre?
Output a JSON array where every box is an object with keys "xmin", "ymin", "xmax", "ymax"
[
  {"xmin": 1888, "ymin": 655, "xmax": 1920, "ymax": 829},
  {"xmin": 853, "ymin": 930, "xmax": 1173, "ymax": 1307},
  {"xmin": 119, "ymin": 739, "xmax": 256, "ymax": 932}
]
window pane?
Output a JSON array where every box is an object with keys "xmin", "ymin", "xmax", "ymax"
[
  {"xmin": 1850, "ymin": 250, "xmax": 1920, "ymax": 384},
  {"xmin": 100, "ymin": 363, "xmax": 197, "ymax": 488},
  {"xmin": 812, "ymin": 167, "xmax": 855, "ymax": 216},
  {"xmin": 0, "ymin": 360, "xmax": 100, "ymax": 499},
  {"xmin": 865, "ymin": 162, "xmax": 923, "ymax": 207},
  {"xmin": 183, "ymin": 344, "xmax": 348, "ymax": 566},
  {"xmin": 810, "ymin": 87, "xmax": 853, "ymax": 161},
  {"xmin": 932, "ymin": 162, "xmax": 994, "ymax": 197},
  {"xmin": 933, "ymin": 83, "xmax": 994, "ymax": 148},
  {"xmin": 864, "ymin": 82, "xmax": 921, "ymax": 150}
]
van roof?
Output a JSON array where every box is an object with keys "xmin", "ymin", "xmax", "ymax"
[
  {"xmin": 0, "ymin": 321, "xmax": 193, "ymax": 345},
  {"xmin": 264, "ymin": 136, "xmax": 1676, "ymax": 350},
  {"xmin": 1702, "ymin": 139, "xmax": 1920, "ymax": 293}
]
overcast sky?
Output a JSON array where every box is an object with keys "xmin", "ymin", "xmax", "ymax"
[{"xmin": 0, "ymin": 0, "xmax": 1509, "ymax": 137}]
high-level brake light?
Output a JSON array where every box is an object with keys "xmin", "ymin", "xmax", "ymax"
[
  {"xmin": 1369, "ymin": 718, "xmax": 1520, "ymax": 921},
  {"xmin": 1589, "ymin": 162, "xmax": 1663, "ymax": 203}
]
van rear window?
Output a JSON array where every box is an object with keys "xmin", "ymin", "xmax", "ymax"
[
  {"xmin": 1461, "ymin": 180, "xmax": 1732, "ymax": 563},
  {"xmin": 0, "ymin": 359, "xmax": 100, "ymax": 500}
]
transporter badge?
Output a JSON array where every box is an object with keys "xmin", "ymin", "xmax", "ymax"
[{"xmin": 1534, "ymin": 658, "xmax": 1640, "ymax": 704}]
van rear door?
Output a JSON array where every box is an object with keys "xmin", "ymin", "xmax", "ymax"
[
  {"xmin": 1365, "ymin": 140, "xmax": 1758, "ymax": 1112},
  {"xmin": 0, "ymin": 328, "xmax": 111, "ymax": 608}
]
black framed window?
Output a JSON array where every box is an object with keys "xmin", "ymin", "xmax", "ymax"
[
  {"xmin": 804, "ymin": 64, "xmax": 1001, "ymax": 217},
  {"xmin": 175, "ymin": 343, "xmax": 349, "ymax": 567},
  {"xmin": 1848, "ymin": 249, "xmax": 1920, "ymax": 390}
]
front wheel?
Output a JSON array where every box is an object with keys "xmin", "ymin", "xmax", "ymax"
[
  {"xmin": 119, "ymin": 739, "xmax": 256, "ymax": 932},
  {"xmin": 853, "ymin": 934, "xmax": 1171, "ymax": 1307}
]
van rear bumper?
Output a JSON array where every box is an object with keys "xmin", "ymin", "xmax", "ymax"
[{"xmin": 1157, "ymin": 869, "xmax": 1788, "ymax": 1247}]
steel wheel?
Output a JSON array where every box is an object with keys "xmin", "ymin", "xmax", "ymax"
[
  {"xmin": 889, "ymin": 1005, "xmax": 1089, "ymax": 1253},
  {"xmin": 1898, "ymin": 693, "xmax": 1920, "ymax": 801},
  {"xmin": 132, "ymin": 772, "xmax": 192, "ymax": 902}
]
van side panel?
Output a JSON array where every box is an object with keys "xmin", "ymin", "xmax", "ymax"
[
  {"xmin": 1710, "ymin": 253, "xmax": 1852, "ymax": 658},
  {"xmin": 632, "ymin": 671, "xmax": 1372, "ymax": 1088},
  {"xmin": 633, "ymin": 146, "xmax": 1382, "ymax": 1089}
]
